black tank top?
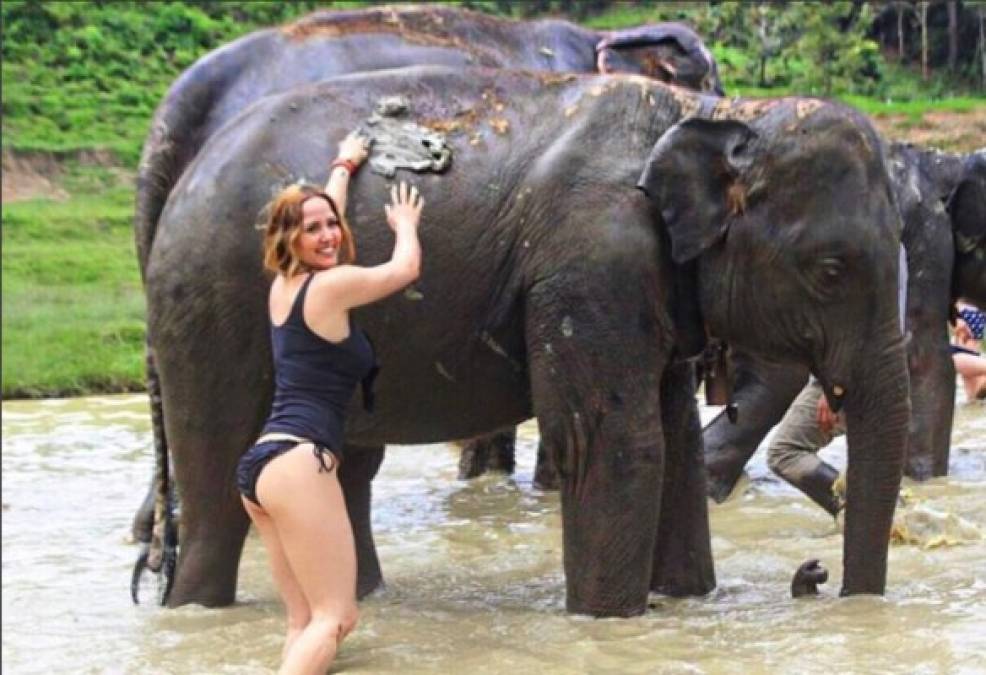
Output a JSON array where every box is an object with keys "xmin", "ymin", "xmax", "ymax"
[{"xmin": 261, "ymin": 274, "xmax": 378, "ymax": 453}]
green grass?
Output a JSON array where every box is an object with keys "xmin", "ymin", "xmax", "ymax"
[{"xmin": 1, "ymin": 185, "xmax": 146, "ymax": 397}]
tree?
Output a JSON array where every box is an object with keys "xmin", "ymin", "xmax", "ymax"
[
  {"xmin": 794, "ymin": 2, "xmax": 882, "ymax": 95},
  {"xmin": 947, "ymin": 0, "xmax": 958, "ymax": 71},
  {"xmin": 918, "ymin": 0, "xmax": 930, "ymax": 79}
]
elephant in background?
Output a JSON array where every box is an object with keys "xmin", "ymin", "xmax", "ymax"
[
  {"xmin": 145, "ymin": 66, "xmax": 909, "ymax": 615},
  {"xmin": 949, "ymin": 150, "xmax": 986, "ymax": 306},
  {"xmin": 703, "ymin": 144, "xmax": 986, "ymax": 503},
  {"xmin": 131, "ymin": 4, "xmax": 723, "ymax": 542},
  {"xmin": 462, "ymin": 144, "xmax": 985, "ymax": 488}
]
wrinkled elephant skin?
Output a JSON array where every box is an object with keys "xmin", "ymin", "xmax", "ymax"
[{"xmin": 146, "ymin": 68, "xmax": 909, "ymax": 615}]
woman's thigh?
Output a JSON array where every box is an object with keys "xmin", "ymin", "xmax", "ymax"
[
  {"xmin": 954, "ymin": 353, "xmax": 986, "ymax": 377},
  {"xmin": 242, "ymin": 496, "xmax": 311, "ymax": 621},
  {"xmin": 255, "ymin": 445, "xmax": 357, "ymax": 612}
]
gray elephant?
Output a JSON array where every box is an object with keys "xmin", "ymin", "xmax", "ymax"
[
  {"xmin": 949, "ymin": 151, "xmax": 986, "ymax": 304},
  {"xmin": 703, "ymin": 144, "xmax": 986, "ymax": 506},
  {"xmin": 144, "ymin": 66, "xmax": 908, "ymax": 616},
  {"xmin": 130, "ymin": 4, "xmax": 723, "ymax": 543}
]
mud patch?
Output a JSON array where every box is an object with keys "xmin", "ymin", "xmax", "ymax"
[
  {"xmin": 2, "ymin": 150, "xmax": 69, "ymax": 203},
  {"xmin": 362, "ymin": 97, "xmax": 453, "ymax": 177},
  {"xmin": 2, "ymin": 149, "xmax": 131, "ymax": 204},
  {"xmin": 872, "ymin": 108, "xmax": 986, "ymax": 154}
]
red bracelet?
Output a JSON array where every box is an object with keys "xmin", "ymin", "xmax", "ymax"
[{"xmin": 330, "ymin": 158, "xmax": 359, "ymax": 175}]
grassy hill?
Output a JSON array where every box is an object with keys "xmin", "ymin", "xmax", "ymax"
[{"xmin": 2, "ymin": 1, "xmax": 983, "ymax": 397}]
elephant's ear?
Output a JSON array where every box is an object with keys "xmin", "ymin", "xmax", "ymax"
[
  {"xmin": 637, "ymin": 118, "xmax": 757, "ymax": 264},
  {"xmin": 596, "ymin": 23, "xmax": 723, "ymax": 94}
]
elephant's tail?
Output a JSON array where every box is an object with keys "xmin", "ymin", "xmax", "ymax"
[{"xmin": 131, "ymin": 343, "xmax": 178, "ymax": 605}]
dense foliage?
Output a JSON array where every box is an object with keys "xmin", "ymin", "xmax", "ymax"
[
  {"xmin": 1, "ymin": 1, "xmax": 332, "ymax": 163},
  {"xmin": 2, "ymin": 1, "xmax": 982, "ymax": 165}
]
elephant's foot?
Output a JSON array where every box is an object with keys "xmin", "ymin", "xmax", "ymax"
[
  {"xmin": 565, "ymin": 592, "xmax": 648, "ymax": 618},
  {"xmin": 650, "ymin": 489, "xmax": 716, "ymax": 598},
  {"xmin": 651, "ymin": 569, "xmax": 716, "ymax": 598},
  {"xmin": 340, "ymin": 445, "xmax": 386, "ymax": 599},
  {"xmin": 703, "ymin": 443, "xmax": 754, "ymax": 503},
  {"xmin": 457, "ymin": 428, "xmax": 517, "ymax": 479},
  {"xmin": 167, "ymin": 514, "xmax": 248, "ymax": 608},
  {"xmin": 904, "ymin": 454, "xmax": 934, "ymax": 482}
]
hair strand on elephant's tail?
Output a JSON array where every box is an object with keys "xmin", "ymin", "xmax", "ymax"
[{"xmin": 131, "ymin": 344, "xmax": 178, "ymax": 605}]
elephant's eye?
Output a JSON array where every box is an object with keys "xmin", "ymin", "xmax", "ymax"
[{"xmin": 819, "ymin": 257, "xmax": 844, "ymax": 279}]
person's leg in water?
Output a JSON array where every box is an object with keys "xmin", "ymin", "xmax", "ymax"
[
  {"xmin": 953, "ymin": 352, "xmax": 986, "ymax": 401},
  {"xmin": 241, "ymin": 495, "xmax": 312, "ymax": 661},
  {"xmin": 767, "ymin": 379, "xmax": 846, "ymax": 518},
  {"xmin": 251, "ymin": 444, "xmax": 359, "ymax": 674}
]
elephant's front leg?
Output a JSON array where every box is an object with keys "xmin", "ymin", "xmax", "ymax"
[
  {"xmin": 651, "ymin": 360, "xmax": 715, "ymax": 597},
  {"xmin": 703, "ymin": 352, "xmax": 808, "ymax": 501},
  {"xmin": 338, "ymin": 444, "xmax": 386, "ymax": 598},
  {"xmin": 527, "ymin": 277, "xmax": 668, "ymax": 617}
]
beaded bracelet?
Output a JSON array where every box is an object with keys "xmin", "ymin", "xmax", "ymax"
[{"xmin": 330, "ymin": 158, "xmax": 359, "ymax": 175}]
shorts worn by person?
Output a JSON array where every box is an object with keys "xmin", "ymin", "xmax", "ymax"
[
  {"xmin": 235, "ymin": 130, "xmax": 423, "ymax": 675},
  {"xmin": 952, "ymin": 301, "xmax": 986, "ymax": 401}
]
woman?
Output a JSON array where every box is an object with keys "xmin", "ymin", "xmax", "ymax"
[
  {"xmin": 952, "ymin": 301, "xmax": 986, "ymax": 401},
  {"xmin": 236, "ymin": 131, "xmax": 423, "ymax": 674}
]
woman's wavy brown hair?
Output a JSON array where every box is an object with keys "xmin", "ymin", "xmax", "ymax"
[{"xmin": 262, "ymin": 184, "xmax": 356, "ymax": 276}]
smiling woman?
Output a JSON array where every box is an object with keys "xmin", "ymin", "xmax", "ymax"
[{"xmin": 233, "ymin": 130, "xmax": 424, "ymax": 674}]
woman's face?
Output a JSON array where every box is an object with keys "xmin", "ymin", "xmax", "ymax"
[{"xmin": 295, "ymin": 197, "xmax": 342, "ymax": 270}]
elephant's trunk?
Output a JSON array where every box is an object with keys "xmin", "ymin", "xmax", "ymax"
[{"xmin": 840, "ymin": 335, "xmax": 910, "ymax": 595}]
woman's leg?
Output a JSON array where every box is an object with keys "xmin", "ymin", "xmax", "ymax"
[
  {"xmin": 241, "ymin": 497, "xmax": 311, "ymax": 660},
  {"xmin": 256, "ymin": 446, "xmax": 359, "ymax": 675},
  {"xmin": 953, "ymin": 353, "xmax": 986, "ymax": 400}
]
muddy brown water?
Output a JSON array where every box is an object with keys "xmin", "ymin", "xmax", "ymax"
[{"xmin": 2, "ymin": 391, "xmax": 984, "ymax": 674}]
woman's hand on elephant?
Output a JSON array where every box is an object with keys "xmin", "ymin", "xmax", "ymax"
[
  {"xmin": 337, "ymin": 131, "xmax": 370, "ymax": 166},
  {"xmin": 384, "ymin": 182, "xmax": 424, "ymax": 232}
]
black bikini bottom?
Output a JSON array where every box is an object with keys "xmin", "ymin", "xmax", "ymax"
[{"xmin": 236, "ymin": 434, "xmax": 339, "ymax": 507}]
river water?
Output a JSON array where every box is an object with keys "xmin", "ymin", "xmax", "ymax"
[{"xmin": 2, "ymin": 391, "xmax": 984, "ymax": 674}]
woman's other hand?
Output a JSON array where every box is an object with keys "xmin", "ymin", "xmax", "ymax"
[{"xmin": 384, "ymin": 182, "xmax": 424, "ymax": 232}]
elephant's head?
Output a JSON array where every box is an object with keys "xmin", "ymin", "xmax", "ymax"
[
  {"xmin": 948, "ymin": 150, "xmax": 986, "ymax": 307},
  {"xmin": 595, "ymin": 23, "xmax": 724, "ymax": 95},
  {"xmin": 637, "ymin": 108, "xmax": 909, "ymax": 596}
]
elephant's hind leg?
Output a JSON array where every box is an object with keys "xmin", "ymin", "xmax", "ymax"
[
  {"xmin": 155, "ymin": 358, "xmax": 270, "ymax": 608},
  {"xmin": 338, "ymin": 444, "xmax": 386, "ymax": 598}
]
